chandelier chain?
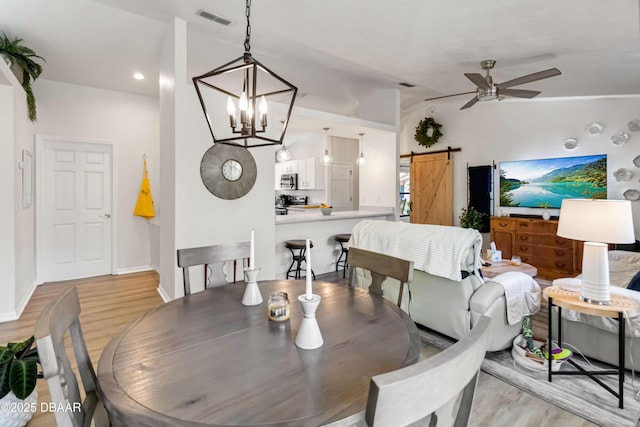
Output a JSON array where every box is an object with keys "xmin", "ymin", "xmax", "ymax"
[{"xmin": 244, "ymin": 0, "xmax": 252, "ymax": 53}]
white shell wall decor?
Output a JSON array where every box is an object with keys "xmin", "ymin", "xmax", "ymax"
[
  {"xmin": 563, "ymin": 138, "xmax": 578, "ymax": 149},
  {"xmin": 584, "ymin": 122, "xmax": 604, "ymax": 136},
  {"xmin": 611, "ymin": 131, "xmax": 629, "ymax": 145},
  {"xmin": 628, "ymin": 118, "xmax": 640, "ymax": 132},
  {"xmin": 633, "ymin": 155, "xmax": 640, "ymax": 168},
  {"xmin": 623, "ymin": 189, "xmax": 640, "ymax": 201},
  {"xmin": 613, "ymin": 168, "xmax": 633, "ymax": 181}
]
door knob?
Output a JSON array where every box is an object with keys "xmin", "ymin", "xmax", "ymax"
[{"xmin": 100, "ymin": 213, "xmax": 111, "ymax": 218}]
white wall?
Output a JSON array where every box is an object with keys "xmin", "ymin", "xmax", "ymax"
[
  {"xmin": 0, "ymin": 78, "xmax": 17, "ymax": 319},
  {"xmin": 158, "ymin": 18, "xmax": 277, "ymax": 300},
  {"xmin": 0, "ymin": 58, "xmax": 36, "ymax": 321},
  {"xmin": 34, "ymin": 79, "xmax": 159, "ymax": 274},
  {"xmin": 359, "ymin": 133, "xmax": 397, "ymax": 209},
  {"xmin": 401, "ymin": 96, "xmax": 640, "ymax": 235}
]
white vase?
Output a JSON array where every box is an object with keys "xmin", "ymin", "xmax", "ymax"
[
  {"xmin": 0, "ymin": 389, "xmax": 38, "ymax": 427},
  {"xmin": 542, "ymin": 210, "xmax": 551, "ymax": 221}
]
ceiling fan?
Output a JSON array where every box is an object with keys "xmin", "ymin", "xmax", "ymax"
[{"xmin": 425, "ymin": 60, "xmax": 561, "ymax": 110}]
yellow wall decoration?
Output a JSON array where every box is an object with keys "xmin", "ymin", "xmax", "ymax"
[{"xmin": 133, "ymin": 160, "xmax": 155, "ymax": 220}]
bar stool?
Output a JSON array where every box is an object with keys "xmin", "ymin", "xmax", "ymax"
[
  {"xmin": 285, "ymin": 240, "xmax": 316, "ymax": 280},
  {"xmin": 334, "ymin": 234, "xmax": 351, "ymax": 278}
]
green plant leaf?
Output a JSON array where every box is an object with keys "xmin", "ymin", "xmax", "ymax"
[
  {"xmin": 0, "ymin": 360, "xmax": 11, "ymax": 399},
  {"xmin": 9, "ymin": 359, "xmax": 37, "ymax": 400},
  {"xmin": 0, "ymin": 347, "xmax": 15, "ymax": 365}
]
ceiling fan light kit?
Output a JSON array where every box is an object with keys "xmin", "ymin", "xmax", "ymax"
[{"xmin": 425, "ymin": 60, "xmax": 561, "ymax": 110}]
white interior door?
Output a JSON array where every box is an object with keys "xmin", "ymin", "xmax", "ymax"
[
  {"xmin": 329, "ymin": 163, "xmax": 353, "ymax": 210},
  {"xmin": 38, "ymin": 139, "xmax": 114, "ymax": 282}
]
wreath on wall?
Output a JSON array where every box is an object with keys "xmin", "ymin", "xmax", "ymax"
[{"xmin": 414, "ymin": 117, "xmax": 443, "ymax": 148}]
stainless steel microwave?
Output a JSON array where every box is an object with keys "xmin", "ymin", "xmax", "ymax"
[{"xmin": 280, "ymin": 173, "xmax": 298, "ymax": 190}]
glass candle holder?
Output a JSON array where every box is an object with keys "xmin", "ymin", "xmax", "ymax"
[
  {"xmin": 510, "ymin": 256, "xmax": 522, "ymax": 266},
  {"xmin": 268, "ymin": 292, "xmax": 290, "ymax": 322}
]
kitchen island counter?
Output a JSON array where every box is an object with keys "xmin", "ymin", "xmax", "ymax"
[
  {"xmin": 276, "ymin": 209, "xmax": 394, "ymax": 224},
  {"xmin": 274, "ymin": 208, "xmax": 394, "ymax": 278}
]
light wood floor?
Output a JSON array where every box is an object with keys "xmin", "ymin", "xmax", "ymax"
[{"xmin": 0, "ymin": 271, "xmax": 592, "ymax": 427}]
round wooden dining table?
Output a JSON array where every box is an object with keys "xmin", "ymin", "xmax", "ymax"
[{"xmin": 97, "ymin": 280, "xmax": 420, "ymax": 427}]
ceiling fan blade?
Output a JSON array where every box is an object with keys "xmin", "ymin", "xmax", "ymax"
[
  {"xmin": 464, "ymin": 73, "xmax": 491, "ymax": 90},
  {"xmin": 499, "ymin": 88, "xmax": 541, "ymax": 99},
  {"xmin": 495, "ymin": 68, "xmax": 561, "ymax": 90},
  {"xmin": 424, "ymin": 91, "xmax": 475, "ymax": 102},
  {"xmin": 460, "ymin": 97, "xmax": 479, "ymax": 110}
]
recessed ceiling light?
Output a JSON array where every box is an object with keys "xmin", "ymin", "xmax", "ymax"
[{"xmin": 133, "ymin": 72, "xmax": 145, "ymax": 80}]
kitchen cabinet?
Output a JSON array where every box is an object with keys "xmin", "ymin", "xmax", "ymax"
[
  {"xmin": 298, "ymin": 157, "xmax": 325, "ymax": 189},
  {"xmin": 280, "ymin": 160, "xmax": 297, "ymax": 174}
]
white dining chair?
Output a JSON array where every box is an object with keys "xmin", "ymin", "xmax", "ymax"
[
  {"xmin": 34, "ymin": 286, "xmax": 110, "ymax": 427},
  {"xmin": 347, "ymin": 246, "xmax": 414, "ymax": 307},
  {"xmin": 326, "ymin": 315, "xmax": 490, "ymax": 427},
  {"xmin": 177, "ymin": 241, "xmax": 251, "ymax": 295}
]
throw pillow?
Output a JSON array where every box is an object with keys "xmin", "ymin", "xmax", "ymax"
[{"xmin": 627, "ymin": 270, "xmax": 640, "ymax": 291}]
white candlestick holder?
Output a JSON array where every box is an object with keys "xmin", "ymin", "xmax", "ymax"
[
  {"xmin": 242, "ymin": 267, "xmax": 263, "ymax": 306},
  {"xmin": 295, "ymin": 294, "xmax": 323, "ymax": 350}
]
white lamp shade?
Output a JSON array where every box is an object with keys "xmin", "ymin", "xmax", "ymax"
[
  {"xmin": 557, "ymin": 199, "xmax": 634, "ymax": 244},
  {"xmin": 557, "ymin": 198, "xmax": 634, "ymax": 304}
]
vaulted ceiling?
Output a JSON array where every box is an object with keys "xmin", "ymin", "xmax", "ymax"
[{"xmin": 2, "ymin": 0, "xmax": 640, "ymax": 118}]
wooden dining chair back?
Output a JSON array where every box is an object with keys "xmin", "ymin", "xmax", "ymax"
[
  {"xmin": 177, "ymin": 241, "xmax": 251, "ymax": 295},
  {"xmin": 364, "ymin": 315, "xmax": 490, "ymax": 427},
  {"xmin": 347, "ymin": 247, "xmax": 414, "ymax": 307},
  {"xmin": 34, "ymin": 286, "xmax": 110, "ymax": 427}
]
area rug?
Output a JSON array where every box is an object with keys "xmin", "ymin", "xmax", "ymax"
[{"xmin": 420, "ymin": 328, "xmax": 640, "ymax": 427}]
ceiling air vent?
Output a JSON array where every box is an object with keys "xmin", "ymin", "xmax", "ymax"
[{"xmin": 197, "ymin": 10, "xmax": 233, "ymax": 26}]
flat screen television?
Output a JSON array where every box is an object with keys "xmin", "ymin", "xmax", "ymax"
[{"xmin": 499, "ymin": 154, "xmax": 607, "ymax": 209}]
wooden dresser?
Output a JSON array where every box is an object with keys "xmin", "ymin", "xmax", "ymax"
[{"xmin": 489, "ymin": 216, "xmax": 581, "ymax": 280}]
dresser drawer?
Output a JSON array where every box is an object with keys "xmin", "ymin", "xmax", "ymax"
[
  {"xmin": 491, "ymin": 217, "xmax": 515, "ymax": 230},
  {"xmin": 515, "ymin": 219, "xmax": 558, "ymax": 234},
  {"xmin": 514, "ymin": 244, "xmax": 573, "ymax": 260},
  {"xmin": 515, "ymin": 232, "xmax": 573, "ymax": 247},
  {"xmin": 519, "ymin": 255, "xmax": 573, "ymax": 273}
]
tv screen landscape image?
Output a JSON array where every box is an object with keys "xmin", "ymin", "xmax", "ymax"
[{"xmin": 499, "ymin": 154, "xmax": 607, "ymax": 209}]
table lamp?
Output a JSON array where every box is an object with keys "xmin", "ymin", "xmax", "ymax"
[{"xmin": 557, "ymin": 199, "xmax": 635, "ymax": 305}]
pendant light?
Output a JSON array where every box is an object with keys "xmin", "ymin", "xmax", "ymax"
[
  {"xmin": 321, "ymin": 127, "xmax": 332, "ymax": 165},
  {"xmin": 192, "ymin": 0, "xmax": 298, "ymax": 148},
  {"xmin": 276, "ymin": 145, "xmax": 291, "ymax": 162},
  {"xmin": 356, "ymin": 133, "xmax": 366, "ymax": 166}
]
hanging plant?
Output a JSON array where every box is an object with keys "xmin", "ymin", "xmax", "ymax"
[
  {"xmin": 414, "ymin": 117, "xmax": 443, "ymax": 148},
  {"xmin": 0, "ymin": 32, "xmax": 45, "ymax": 122}
]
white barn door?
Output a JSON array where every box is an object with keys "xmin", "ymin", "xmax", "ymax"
[{"xmin": 37, "ymin": 137, "xmax": 115, "ymax": 282}]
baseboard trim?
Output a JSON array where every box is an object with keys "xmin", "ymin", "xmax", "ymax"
[
  {"xmin": 156, "ymin": 283, "xmax": 171, "ymax": 303},
  {"xmin": 0, "ymin": 282, "xmax": 38, "ymax": 322},
  {"xmin": 117, "ymin": 265, "xmax": 153, "ymax": 275}
]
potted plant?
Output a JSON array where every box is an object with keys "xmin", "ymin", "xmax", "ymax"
[
  {"xmin": 0, "ymin": 336, "xmax": 41, "ymax": 427},
  {"xmin": 459, "ymin": 206, "xmax": 485, "ymax": 230},
  {"xmin": 0, "ymin": 32, "xmax": 45, "ymax": 122}
]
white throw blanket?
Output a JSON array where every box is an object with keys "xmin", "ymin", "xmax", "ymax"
[
  {"xmin": 490, "ymin": 271, "xmax": 541, "ymax": 325},
  {"xmin": 350, "ymin": 220, "xmax": 483, "ymax": 282}
]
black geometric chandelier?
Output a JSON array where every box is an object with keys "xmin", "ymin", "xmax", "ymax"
[{"xmin": 193, "ymin": 0, "xmax": 298, "ymax": 148}]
